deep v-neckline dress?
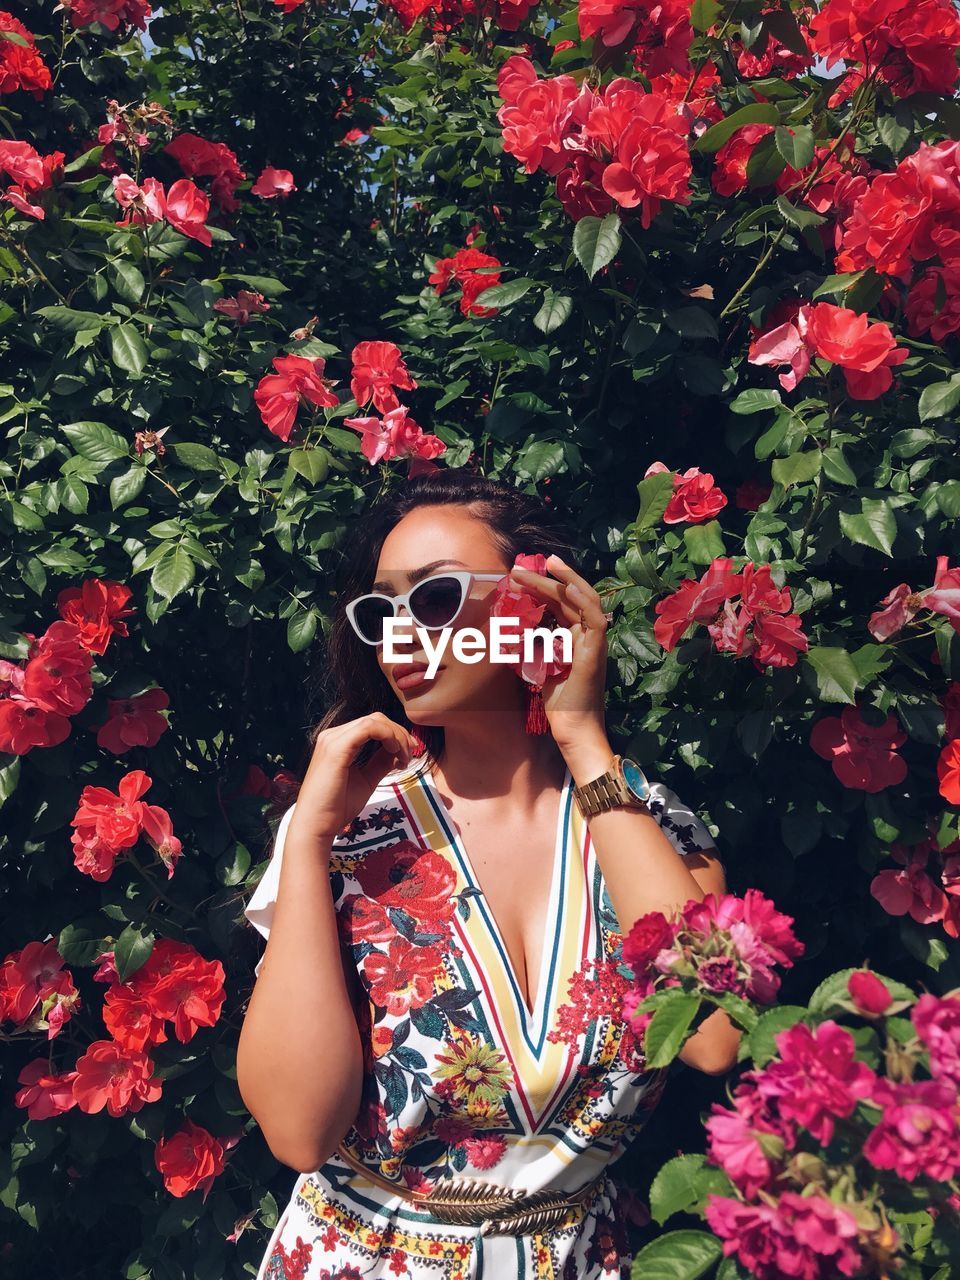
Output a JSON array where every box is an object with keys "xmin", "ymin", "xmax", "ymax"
[{"xmin": 244, "ymin": 756, "xmax": 720, "ymax": 1280}]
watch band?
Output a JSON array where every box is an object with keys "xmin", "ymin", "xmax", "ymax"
[{"xmin": 573, "ymin": 754, "xmax": 650, "ymax": 818}]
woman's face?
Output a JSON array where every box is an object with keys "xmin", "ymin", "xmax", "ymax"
[{"xmin": 370, "ymin": 504, "xmax": 525, "ymax": 727}]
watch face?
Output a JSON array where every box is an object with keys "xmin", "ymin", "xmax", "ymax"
[{"xmin": 621, "ymin": 758, "xmax": 651, "ymax": 803}]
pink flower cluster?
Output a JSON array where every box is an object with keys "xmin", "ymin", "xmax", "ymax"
[
  {"xmin": 654, "ymin": 556, "xmax": 809, "ymax": 671},
  {"xmin": 69, "ymin": 768, "xmax": 182, "ymax": 882},
  {"xmin": 643, "ymin": 459, "xmax": 728, "ymax": 525},
  {"xmin": 112, "ymin": 173, "xmax": 213, "ymax": 246},
  {"xmin": 0, "ymin": 941, "xmax": 80, "ymax": 1041},
  {"xmin": 496, "ymin": 55, "xmax": 692, "ymax": 226},
  {"xmin": 0, "ymin": 139, "xmax": 64, "ymax": 221},
  {"xmin": 704, "ymin": 982, "xmax": 960, "ymax": 1280},
  {"xmin": 341, "ymin": 343, "xmax": 447, "ymax": 469},
  {"xmin": 748, "ymin": 300, "xmax": 908, "ymax": 401},
  {"xmin": 871, "ymin": 831, "xmax": 960, "ymax": 938},
  {"xmin": 621, "ymin": 889, "xmax": 805, "ymax": 1026}
]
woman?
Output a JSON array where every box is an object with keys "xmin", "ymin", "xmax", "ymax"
[{"xmin": 238, "ymin": 468, "xmax": 740, "ymax": 1280}]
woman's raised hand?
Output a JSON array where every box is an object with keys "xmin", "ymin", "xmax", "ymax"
[{"xmin": 287, "ymin": 712, "xmax": 420, "ymax": 847}]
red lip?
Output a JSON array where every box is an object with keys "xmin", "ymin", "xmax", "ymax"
[{"xmin": 393, "ymin": 662, "xmax": 445, "ymax": 690}]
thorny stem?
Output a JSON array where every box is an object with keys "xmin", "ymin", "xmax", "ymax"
[
  {"xmin": 682, "ymin": 0, "xmax": 743, "ymax": 106},
  {"xmin": 719, "ymin": 69, "xmax": 881, "ymax": 320}
]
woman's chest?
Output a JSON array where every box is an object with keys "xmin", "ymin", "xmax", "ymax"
[{"xmin": 329, "ymin": 778, "xmax": 663, "ymax": 1175}]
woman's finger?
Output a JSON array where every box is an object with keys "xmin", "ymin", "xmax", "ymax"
[{"xmin": 511, "ymin": 559, "xmax": 607, "ymax": 631}]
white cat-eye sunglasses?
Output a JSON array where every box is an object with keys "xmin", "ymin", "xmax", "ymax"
[{"xmin": 345, "ymin": 571, "xmax": 508, "ymax": 647}]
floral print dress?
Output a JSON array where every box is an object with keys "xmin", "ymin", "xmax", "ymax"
[{"xmin": 244, "ymin": 756, "xmax": 719, "ymax": 1280}]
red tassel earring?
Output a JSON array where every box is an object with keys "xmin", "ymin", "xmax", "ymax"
[
  {"xmin": 408, "ymin": 727, "xmax": 428, "ymax": 756},
  {"xmin": 524, "ymin": 683, "xmax": 549, "ymax": 734}
]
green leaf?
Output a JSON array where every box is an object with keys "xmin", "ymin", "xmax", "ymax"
[
  {"xmin": 36, "ymin": 305, "xmax": 108, "ymax": 334},
  {"xmin": 572, "ymin": 213, "xmax": 622, "ymax": 280},
  {"xmin": 643, "ymin": 991, "xmax": 702, "ymax": 1068},
  {"xmin": 748, "ymin": 1005, "xmax": 808, "ymax": 1065},
  {"xmin": 0, "ymin": 753, "xmax": 20, "ymax": 807},
  {"xmin": 114, "ymin": 925, "xmax": 155, "ymax": 983},
  {"xmin": 110, "ymin": 323, "xmax": 149, "ymax": 376},
  {"xmin": 683, "ymin": 520, "xmax": 726, "ymax": 565},
  {"xmin": 805, "ymin": 645, "xmax": 861, "ymax": 704},
  {"xmin": 151, "ymin": 548, "xmax": 195, "ymax": 601},
  {"xmin": 287, "ymin": 609, "xmax": 318, "ymax": 652},
  {"xmin": 775, "ymin": 194, "xmax": 826, "ymax": 229},
  {"xmin": 219, "ymin": 273, "xmax": 288, "ymax": 297},
  {"xmin": 690, "ymin": 0, "xmax": 721, "ymax": 31},
  {"xmin": 533, "ymin": 289, "xmax": 573, "ymax": 334},
  {"xmin": 729, "ymin": 388, "xmax": 782, "ymax": 414},
  {"xmin": 771, "ymin": 449, "xmax": 821, "ymax": 488},
  {"xmin": 774, "ymin": 125, "xmax": 814, "ymax": 169},
  {"xmin": 636, "ymin": 469, "xmax": 675, "ymax": 534},
  {"xmin": 919, "ymin": 375, "xmax": 960, "ymax": 422},
  {"xmin": 629, "ymin": 1229, "xmax": 723, "ymax": 1279},
  {"xmin": 472, "ymin": 278, "xmax": 533, "ymax": 308},
  {"xmin": 649, "ymin": 1155, "xmax": 731, "ymax": 1225},
  {"xmin": 170, "ymin": 443, "xmax": 222, "ymax": 472},
  {"xmin": 838, "ymin": 498, "xmax": 897, "ymax": 557},
  {"xmin": 693, "ymin": 103, "xmax": 780, "ymax": 153},
  {"xmin": 110, "ymin": 466, "xmax": 147, "ymax": 509},
  {"xmin": 665, "ymin": 307, "xmax": 718, "ymax": 341},
  {"xmin": 516, "ymin": 440, "xmax": 565, "ymax": 482},
  {"xmin": 746, "ymin": 133, "xmax": 787, "ymax": 188},
  {"xmin": 289, "ymin": 446, "xmax": 330, "ymax": 485},
  {"xmin": 108, "ymin": 261, "xmax": 146, "ymax": 304},
  {"xmin": 216, "ymin": 843, "xmax": 251, "ymax": 887},
  {"xmin": 64, "ymin": 144, "xmax": 105, "ymax": 173},
  {"xmin": 61, "ymin": 421, "xmax": 129, "ymax": 463}
]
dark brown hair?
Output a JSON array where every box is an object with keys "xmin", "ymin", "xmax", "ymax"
[{"xmin": 303, "ymin": 466, "xmax": 584, "ymax": 771}]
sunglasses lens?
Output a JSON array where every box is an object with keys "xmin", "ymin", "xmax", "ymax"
[
  {"xmin": 353, "ymin": 596, "xmax": 395, "ymax": 644},
  {"xmin": 409, "ymin": 576, "xmax": 465, "ymax": 629}
]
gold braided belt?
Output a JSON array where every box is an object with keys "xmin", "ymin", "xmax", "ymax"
[{"xmin": 334, "ymin": 1141, "xmax": 608, "ymax": 1237}]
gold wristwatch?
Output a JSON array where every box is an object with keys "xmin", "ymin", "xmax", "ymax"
[{"xmin": 572, "ymin": 754, "xmax": 653, "ymax": 818}]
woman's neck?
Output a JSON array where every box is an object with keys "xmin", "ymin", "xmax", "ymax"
[{"xmin": 429, "ymin": 712, "xmax": 569, "ymax": 804}]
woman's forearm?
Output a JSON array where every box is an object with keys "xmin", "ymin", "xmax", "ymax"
[
  {"xmin": 561, "ymin": 733, "xmax": 741, "ymax": 1075},
  {"xmin": 237, "ymin": 823, "xmax": 364, "ymax": 1172}
]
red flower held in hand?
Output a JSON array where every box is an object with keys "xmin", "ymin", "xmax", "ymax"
[
  {"xmin": 155, "ymin": 1120, "xmax": 227, "ymax": 1199},
  {"xmin": 350, "ymin": 341, "xmax": 418, "ymax": 415},
  {"xmin": 254, "ymin": 353, "xmax": 339, "ymax": 441},
  {"xmin": 810, "ymin": 704, "xmax": 908, "ymax": 792},
  {"xmin": 94, "ymin": 687, "xmax": 170, "ymax": 755}
]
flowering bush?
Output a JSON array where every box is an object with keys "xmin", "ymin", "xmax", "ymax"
[
  {"xmin": 3, "ymin": 0, "xmax": 960, "ymax": 1275},
  {"xmin": 641, "ymin": 970, "xmax": 960, "ymax": 1279}
]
